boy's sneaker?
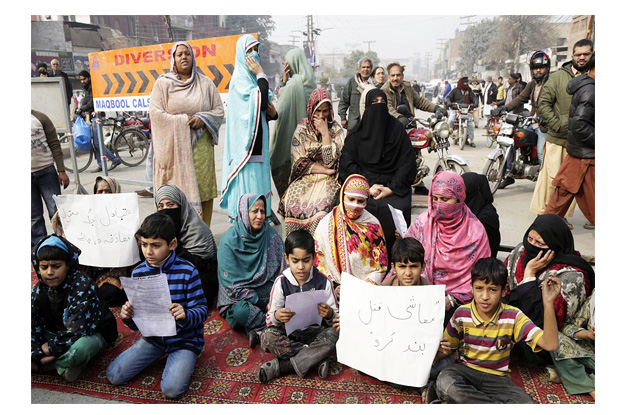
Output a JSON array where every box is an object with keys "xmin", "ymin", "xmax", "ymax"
[
  {"xmin": 317, "ymin": 358, "xmax": 330, "ymax": 379},
  {"xmin": 258, "ymin": 358, "xmax": 281, "ymax": 383},
  {"xmin": 248, "ymin": 330, "xmax": 260, "ymax": 349},
  {"xmin": 63, "ymin": 363, "xmax": 87, "ymax": 382}
]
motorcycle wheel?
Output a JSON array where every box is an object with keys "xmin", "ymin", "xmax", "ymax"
[
  {"xmin": 483, "ymin": 155, "xmax": 506, "ymax": 195},
  {"xmin": 485, "ymin": 120, "xmax": 496, "ymax": 148},
  {"xmin": 459, "ymin": 122, "xmax": 467, "ymax": 150},
  {"xmin": 435, "ymin": 160, "xmax": 470, "ymax": 175}
]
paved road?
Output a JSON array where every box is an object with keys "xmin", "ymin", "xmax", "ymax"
[{"xmin": 33, "ymin": 101, "xmax": 594, "ymax": 403}]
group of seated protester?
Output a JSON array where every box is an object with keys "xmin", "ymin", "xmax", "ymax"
[{"xmin": 32, "ymin": 168, "xmax": 594, "ymax": 402}]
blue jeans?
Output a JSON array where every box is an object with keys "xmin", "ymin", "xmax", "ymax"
[
  {"xmin": 91, "ymin": 125, "xmax": 120, "ymax": 167},
  {"xmin": 535, "ymin": 127, "xmax": 547, "ymax": 167},
  {"xmin": 106, "ymin": 337, "xmax": 198, "ymax": 399},
  {"xmin": 31, "ymin": 165, "xmax": 61, "ymax": 247}
]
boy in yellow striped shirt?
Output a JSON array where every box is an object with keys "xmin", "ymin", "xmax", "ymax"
[{"xmin": 432, "ymin": 256, "xmax": 561, "ymax": 404}]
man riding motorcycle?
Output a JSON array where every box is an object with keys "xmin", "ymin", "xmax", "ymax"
[{"xmin": 445, "ymin": 77, "xmax": 479, "ymax": 148}]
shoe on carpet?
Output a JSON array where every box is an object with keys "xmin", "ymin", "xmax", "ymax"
[
  {"xmin": 546, "ymin": 365, "xmax": 562, "ymax": 383},
  {"xmin": 563, "ymin": 218, "xmax": 573, "ymax": 230},
  {"xmin": 583, "ymin": 221, "xmax": 595, "ymax": 230},
  {"xmin": 424, "ymin": 380, "xmax": 438, "ymax": 403},
  {"xmin": 248, "ymin": 330, "xmax": 260, "ymax": 349},
  {"xmin": 497, "ymin": 176, "xmax": 515, "ymax": 189},
  {"xmin": 258, "ymin": 358, "xmax": 281, "ymax": 383},
  {"xmin": 135, "ymin": 189, "xmax": 154, "ymax": 198},
  {"xmin": 317, "ymin": 358, "xmax": 329, "ymax": 379},
  {"xmin": 108, "ymin": 160, "xmax": 122, "ymax": 171},
  {"xmin": 63, "ymin": 363, "xmax": 87, "ymax": 382}
]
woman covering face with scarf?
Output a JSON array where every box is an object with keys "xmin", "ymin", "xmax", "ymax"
[
  {"xmin": 405, "ymin": 171, "xmax": 491, "ymax": 322},
  {"xmin": 314, "ymin": 174, "xmax": 388, "ymax": 290},
  {"xmin": 278, "ymin": 88, "xmax": 345, "ymax": 236}
]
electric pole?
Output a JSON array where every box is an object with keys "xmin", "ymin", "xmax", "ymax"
[{"xmin": 363, "ymin": 40, "xmax": 376, "ymax": 52}]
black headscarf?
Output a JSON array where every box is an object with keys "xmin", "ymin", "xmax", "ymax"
[
  {"xmin": 342, "ymin": 89, "xmax": 410, "ymax": 175},
  {"xmin": 522, "ymin": 214, "xmax": 595, "ymax": 290},
  {"xmin": 462, "ymin": 172, "xmax": 500, "ymax": 257}
]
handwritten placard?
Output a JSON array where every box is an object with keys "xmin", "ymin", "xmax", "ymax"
[
  {"xmin": 336, "ymin": 272, "xmax": 445, "ymax": 387},
  {"xmin": 54, "ymin": 194, "xmax": 141, "ymax": 268}
]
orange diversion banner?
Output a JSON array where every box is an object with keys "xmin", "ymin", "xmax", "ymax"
[{"xmin": 89, "ymin": 33, "xmax": 255, "ymax": 111}]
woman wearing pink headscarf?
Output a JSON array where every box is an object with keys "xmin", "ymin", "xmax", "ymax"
[{"xmin": 405, "ymin": 171, "xmax": 491, "ymax": 324}]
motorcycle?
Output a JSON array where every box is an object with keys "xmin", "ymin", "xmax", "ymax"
[
  {"xmin": 482, "ymin": 110, "xmax": 541, "ymax": 194},
  {"xmin": 397, "ymin": 104, "xmax": 471, "ymax": 187},
  {"xmin": 450, "ymin": 103, "xmax": 475, "ymax": 150}
]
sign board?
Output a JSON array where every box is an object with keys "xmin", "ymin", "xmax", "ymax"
[
  {"xmin": 54, "ymin": 194, "xmax": 141, "ymax": 268},
  {"xmin": 31, "ymin": 77, "xmax": 72, "ymax": 134},
  {"xmin": 336, "ymin": 272, "xmax": 445, "ymax": 388},
  {"xmin": 89, "ymin": 34, "xmax": 255, "ymax": 112},
  {"xmin": 31, "ymin": 49, "xmax": 75, "ymax": 76}
]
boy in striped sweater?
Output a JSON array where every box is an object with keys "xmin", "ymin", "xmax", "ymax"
[
  {"xmin": 432, "ymin": 257, "xmax": 561, "ymax": 404},
  {"xmin": 106, "ymin": 213, "xmax": 208, "ymax": 399}
]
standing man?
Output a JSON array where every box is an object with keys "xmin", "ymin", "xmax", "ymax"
[
  {"xmin": 338, "ymin": 57, "xmax": 373, "ymax": 131},
  {"xmin": 433, "ymin": 82, "xmax": 441, "ymax": 104},
  {"xmin": 50, "ymin": 59, "xmax": 73, "ymax": 107},
  {"xmin": 545, "ymin": 53, "xmax": 595, "ymax": 229},
  {"xmin": 75, "ymin": 70, "xmax": 121, "ymax": 173},
  {"xmin": 469, "ymin": 76, "xmax": 483, "ymax": 119},
  {"xmin": 382, "ymin": 63, "xmax": 447, "ymax": 127},
  {"xmin": 482, "ymin": 76, "xmax": 498, "ymax": 117},
  {"xmin": 492, "ymin": 73, "xmax": 524, "ymax": 114},
  {"xmin": 442, "ymin": 80, "xmax": 452, "ymax": 101},
  {"xmin": 31, "ymin": 109, "xmax": 70, "ymax": 247},
  {"xmin": 530, "ymin": 39, "xmax": 594, "ymax": 228},
  {"xmin": 445, "ymin": 77, "xmax": 479, "ymax": 148},
  {"xmin": 496, "ymin": 76, "xmax": 506, "ymax": 101}
]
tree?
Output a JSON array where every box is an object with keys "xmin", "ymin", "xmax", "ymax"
[
  {"xmin": 458, "ymin": 18, "xmax": 498, "ymax": 76},
  {"xmin": 486, "ymin": 16, "xmax": 558, "ymax": 72},
  {"xmin": 224, "ymin": 15, "xmax": 275, "ymax": 46}
]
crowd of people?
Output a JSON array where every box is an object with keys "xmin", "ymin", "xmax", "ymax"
[{"xmin": 31, "ymin": 35, "xmax": 595, "ymax": 404}]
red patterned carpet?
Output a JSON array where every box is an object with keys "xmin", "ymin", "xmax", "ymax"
[{"xmin": 31, "ymin": 269, "xmax": 594, "ymax": 404}]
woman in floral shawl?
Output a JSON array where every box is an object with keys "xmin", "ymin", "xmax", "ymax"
[
  {"xmin": 278, "ymin": 88, "xmax": 345, "ymax": 236},
  {"xmin": 405, "ymin": 170, "xmax": 491, "ymax": 324},
  {"xmin": 270, "ymin": 48, "xmax": 316, "ymax": 198},
  {"xmin": 150, "ymin": 41, "xmax": 224, "ymax": 225},
  {"xmin": 314, "ymin": 174, "xmax": 388, "ymax": 294},
  {"xmin": 217, "ymin": 194, "xmax": 284, "ymax": 346}
]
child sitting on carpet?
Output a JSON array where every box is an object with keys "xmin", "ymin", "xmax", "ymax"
[
  {"xmin": 106, "ymin": 213, "xmax": 208, "ymax": 399},
  {"xmin": 258, "ymin": 230, "xmax": 339, "ymax": 382},
  {"xmin": 31, "ymin": 234, "xmax": 118, "ymax": 382},
  {"xmin": 432, "ymin": 257, "xmax": 561, "ymax": 404},
  {"xmin": 557, "ymin": 289, "xmax": 595, "ymax": 399}
]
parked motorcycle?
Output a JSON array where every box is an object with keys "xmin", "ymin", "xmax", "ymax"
[
  {"xmin": 450, "ymin": 103, "xmax": 475, "ymax": 150},
  {"xmin": 397, "ymin": 104, "xmax": 471, "ymax": 187},
  {"xmin": 482, "ymin": 110, "xmax": 541, "ymax": 194}
]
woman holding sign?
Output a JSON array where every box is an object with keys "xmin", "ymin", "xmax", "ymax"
[
  {"xmin": 150, "ymin": 41, "xmax": 224, "ymax": 226},
  {"xmin": 404, "ymin": 171, "xmax": 490, "ymax": 324},
  {"xmin": 220, "ymin": 34, "xmax": 278, "ymax": 223},
  {"xmin": 217, "ymin": 193, "xmax": 284, "ymax": 347}
]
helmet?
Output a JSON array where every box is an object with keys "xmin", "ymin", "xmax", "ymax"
[{"xmin": 529, "ymin": 51, "xmax": 550, "ymax": 81}]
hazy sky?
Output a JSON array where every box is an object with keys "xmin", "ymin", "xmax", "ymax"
[{"xmin": 268, "ymin": 15, "xmax": 479, "ymax": 61}]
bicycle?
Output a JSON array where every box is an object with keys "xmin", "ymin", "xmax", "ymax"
[
  {"xmin": 483, "ymin": 114, "xmax": 501, "ymax": 148},
  {"xmin": 61, "ymin": 113, "xmax": 150, "ymax": 173}
]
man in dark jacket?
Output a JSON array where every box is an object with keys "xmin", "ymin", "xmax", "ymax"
[
  {"xmin": 338, "ymin": 57, "xmax": 373, "ymax": 131},
  {"xmin": 51, "ymin": 59, "xmax": 73, "ymax": 107},
  {"xmin": 445, "ymin": 77, "xmax": 479, "ymax": 147},
  {"xmin": 546, "ymin": 53, "xmax": 594, "ymax": 228},
  {"xmin": 530, "ymin": 39, "xmax": 594, "ymax": 228},
  {"xmin": 492, "ymin": 72, "xmax": 524, "ymax": 114}
]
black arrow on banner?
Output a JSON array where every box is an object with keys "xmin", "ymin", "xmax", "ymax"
[
  {"xmin": 102, "ymin": 74, "xmax": 113, "ymax": 95},
  {"xmin": 125, "ymin": 72, "xmax": 137, "ymax": 94},
  {"xmin": 149, "ymin": 70, "xmax": 160, "ymax": 81},
  {"xmin": 113, "ymin": 73, "xmax": 125, "ymax": 95},
  {"xmin": 224, "ymin": 64, "xmax": 234, "ymax": 90},
  {"xmin": 207, "ymin": 65, "xmax": 223, "ymax": 88},
  {"xmin": 137, "ymin": 71, "xmax": 149, "ymax": 93}
]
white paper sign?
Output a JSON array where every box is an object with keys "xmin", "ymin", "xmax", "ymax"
[
  {"xmin": 387, "ymin": 204, "xmax": 408, "ymax": 238},
  {"xmin": 336, "ymin": 272, "xmax": 445, "ymax": 387},
  {"xmin": 284, "ymin": 290, "xmax": 327, "ymax": 336},
  {"xmin": 120, "ymin": 274, "xmax": 177, "ymax": 337},
  {"xmin": 54, "ymin": 194, "xmax": 141, "ymax": 267}
]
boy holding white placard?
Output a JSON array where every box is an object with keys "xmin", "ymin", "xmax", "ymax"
[
  {"xmin": 106, "ymin": 213, "xmax": 207, "ymax": 399},
  {"xmin": 258, "ymin": 230, "xmax": 339, "ymax": 383}
]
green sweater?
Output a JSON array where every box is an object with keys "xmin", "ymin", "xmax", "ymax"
[{"xmin": 536, "ymin": 62, "xmax": 576, "ymax": 147}]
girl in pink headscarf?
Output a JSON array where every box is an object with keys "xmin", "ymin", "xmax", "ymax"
[{"xmin": 405, "ymin": 171, "xmax": 490, "ymax": 322}]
